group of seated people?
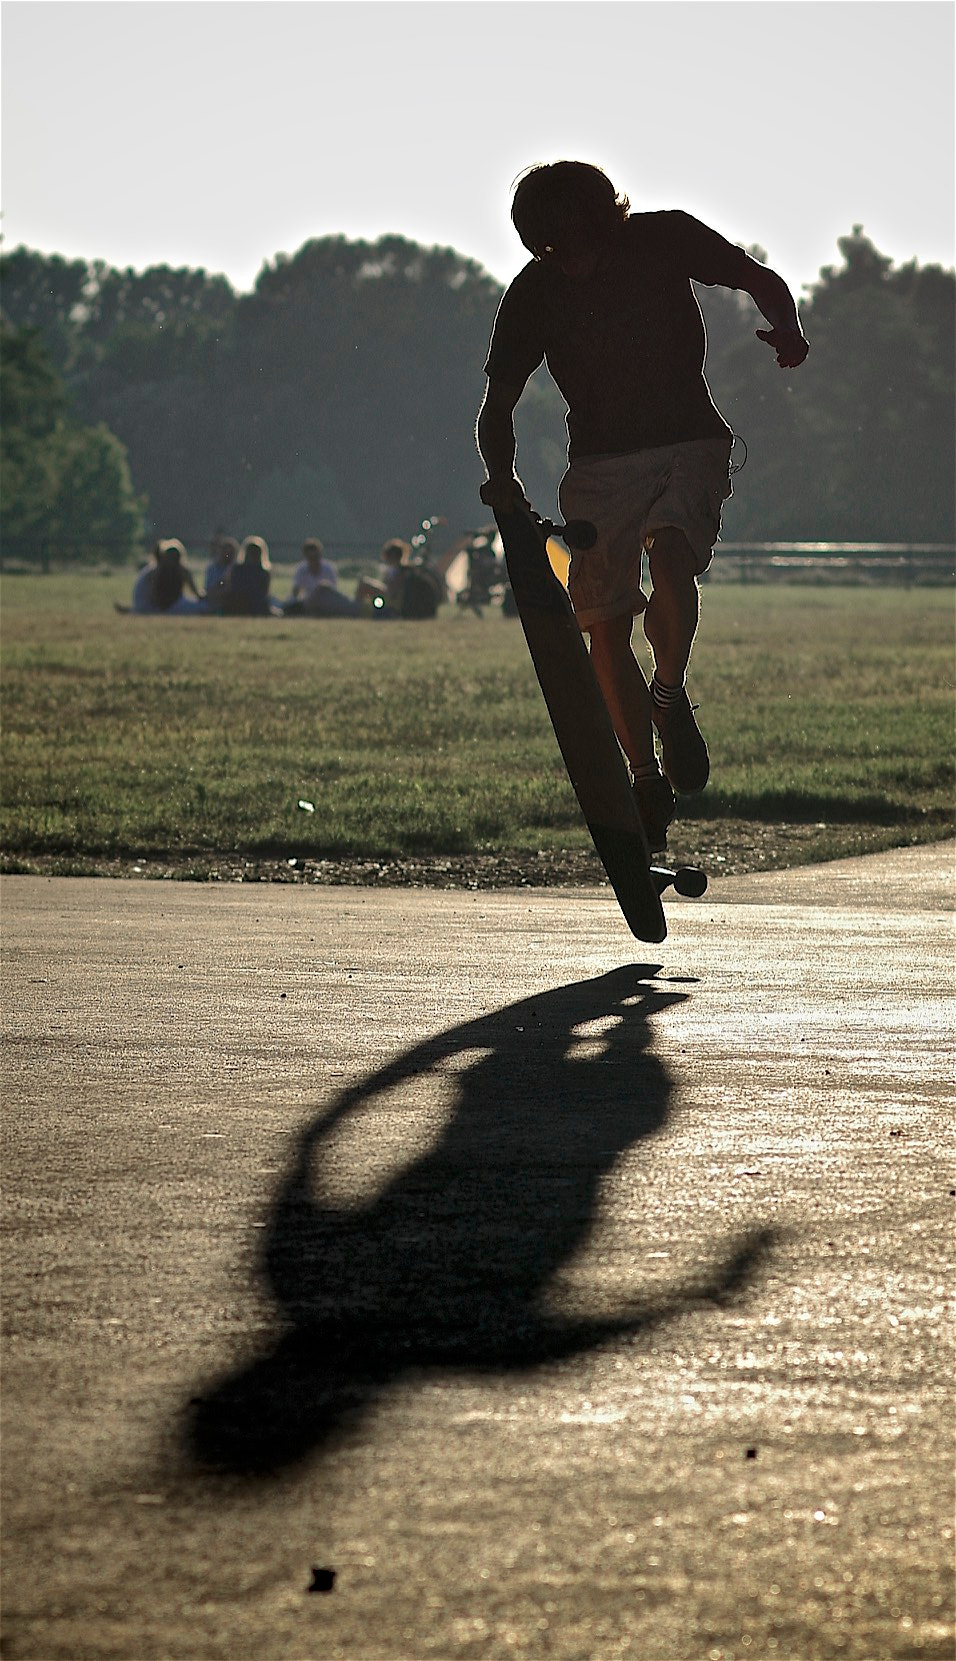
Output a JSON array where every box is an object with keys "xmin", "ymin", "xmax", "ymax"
[{"xmin": 118, "ymin": 534, "xmax": 445, "ymax": 619}]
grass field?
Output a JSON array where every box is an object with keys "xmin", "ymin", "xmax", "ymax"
[{"xmin": 1, "ymin": 570, "xmax": 952, "ymax": 882}]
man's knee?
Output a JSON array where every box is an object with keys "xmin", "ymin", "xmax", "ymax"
[
  {"xmin": 647, "ymin": 526, "xmax": 699, "ymax": 588},
  {"xmin": 588, "ymin": 612, "xmax": 633, "ymax": 665}
]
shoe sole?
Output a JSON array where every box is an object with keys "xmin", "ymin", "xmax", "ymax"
[{"xmin": 652, "ymin": 708, "xmax": 710, "ymax": 794}]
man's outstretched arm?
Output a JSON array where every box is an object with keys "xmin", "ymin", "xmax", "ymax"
[{"xmin": 738, "ymin": 254, "xmax": 810, "ymax": 368}]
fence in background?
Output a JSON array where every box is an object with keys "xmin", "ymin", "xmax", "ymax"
[
  {"xmin": 3, "ymin": 540, "xmax": 955, "ymax": 585},
  {"xmin": 710, "ymin": 544, "xmax": 954, "ymax": 585}
]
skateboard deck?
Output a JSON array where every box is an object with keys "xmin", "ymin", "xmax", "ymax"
[{"xmin": 494, "ymin": 502, "xmax": 672, "ymax": 943}]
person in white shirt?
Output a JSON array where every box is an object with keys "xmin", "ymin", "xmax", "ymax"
[
  {"xmin": 290, "ymin": 538, "xmax": 339, "ymax": 602},
  {"xmin": 284, "ymin": 537, "xmax": 365, "ymax": 617}
]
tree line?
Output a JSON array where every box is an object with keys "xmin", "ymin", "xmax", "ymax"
[{"xmin": 1, "ymin": 224, "xmax": 953, "ymax": 564}]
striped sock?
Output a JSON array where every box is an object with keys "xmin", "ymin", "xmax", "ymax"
[
  {"xmin": 632, "ymin": 760, "xmax": 662, "ymax": 783},
  {"xmin": 651, "ymin": 675, "xmax": 684, "ymax": 709}
]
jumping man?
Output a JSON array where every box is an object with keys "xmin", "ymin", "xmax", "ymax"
[{"xmin": 476, "ymin": 161, "xmax": 809, "ymax": 852}]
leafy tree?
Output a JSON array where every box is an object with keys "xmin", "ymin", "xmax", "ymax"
[
  {"xmin": 4, "ymin": 228, "xmax": 952, "ymax": 548},
  {"xmin": 0, "ymin": 318, "xmax": 67, "ymax": 439},
  {"xmin": 43, "ymin": 422, "xmax": 146, "ymax": 561},
  {"xmin": 0, "ymin": 247, "xmax": 90, "ymax": 372},
  {"xmin": 0, "ymin": 321, "xmax": 145, "ymax": 564},
  {"xmin": 228, "ymin": 234, "xmax": 503, "ymax": 541},
  {"xmin": 72, "ymin": 261, "xmax": 235, "ymax": 373},
  {"xmin": 699, "ymin": 228, "xmax": 955, "ymax": 541}
]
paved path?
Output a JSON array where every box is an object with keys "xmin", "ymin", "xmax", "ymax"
[{"xmin": 2, "ymin": 844, "xmax": 953, "ymax": 1661}]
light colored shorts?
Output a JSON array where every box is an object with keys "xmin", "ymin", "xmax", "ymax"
[{"xmin": 557, "ymin": 437, "xmax": 734, "ymax": 631}]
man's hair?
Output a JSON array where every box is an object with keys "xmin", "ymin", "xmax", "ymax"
[
  {"xmin": 511, "ymin": 161, "xmax": 629, "ymax": 256},
  {"xmin": 302, "ymin": 537, "xmax": 325, "ymax": 557}
]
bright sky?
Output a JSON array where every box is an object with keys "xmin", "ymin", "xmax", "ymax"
[{"xmin": 2, "ymin": 0, "xmax": 953, "ymax": 297}]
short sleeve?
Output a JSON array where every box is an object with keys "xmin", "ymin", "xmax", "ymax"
[
  {"xmin": 664, "ymin": 210, "xmax": 752, "ymax": 289},
  {"xmin": 483, "ymin": 269, "xmax": 547, "ymax": 387}
]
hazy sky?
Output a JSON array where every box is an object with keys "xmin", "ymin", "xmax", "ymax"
[{"xmin": 2, "ymin": 1, "xmax": 953, "ymax": 296}]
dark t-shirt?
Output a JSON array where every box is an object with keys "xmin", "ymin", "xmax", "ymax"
[
  {"xmin": 227, "ymin": 562, "xmax": 271, "ymax": 615},
  {"xmin": 151, "ymin": 562, "xmax": 188, "ymax": 611},
  {"xmin": 483, "ymin": 210, "xmax": 751, "ymax": 458}
]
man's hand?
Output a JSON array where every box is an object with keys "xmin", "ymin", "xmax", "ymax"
[
  {"xmin": 479, "ymin": 475, "xmax": 531, "ymax": 515},
  {"xmin": 756, "ymin": 327, "xmax": 809, "ymax": 368}
]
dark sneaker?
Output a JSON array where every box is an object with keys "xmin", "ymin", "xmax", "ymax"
[
  {"xmin": 632, "ymin": 769, "xmax": 675, "ymax": 855},
  {"xmin": 652, "ymin": 689, "xmax": 710, "ymax": 794}
]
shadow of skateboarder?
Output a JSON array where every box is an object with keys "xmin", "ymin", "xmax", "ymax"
[{"xmin": 186, "ymin": 965, "xmax": 774, "ymax": 1475}]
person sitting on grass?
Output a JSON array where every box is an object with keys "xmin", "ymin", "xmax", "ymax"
[
  {"xmin": 293, "ymin": 537, "xmax": 340, "ymax": 599},
  {"xmin": 203, "ymin": 535, "xmax": 240, "ymax": 612},
  {"xmin": 116, "ymin": 544, "xmax": 161, "ymax": 614},
  {"xmin": 283, "ymin": 537, "xmax": 362, "ymax": 617},
  {"xmin": 356, "ymin": 538, "xmax": 443, "ymax": 619},
  {"xmin": 223, "ymin": 536, "xmax": 275, "ymax": 616},
  {"xmin": 356, "ymin": 538, "xmax": 412, "ymax": 613},
  {"xmin": 476, "ymin": 160, "xmax": 809, "ymax": 853},
  {"xmin": 152, "ymin": 539, "xmax": 204, "ymax": 612},
  {"xmin": 116, "ymin": 540, "xmax": 202, "ymax": 614}
]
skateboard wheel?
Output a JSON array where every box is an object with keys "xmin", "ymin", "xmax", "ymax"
[
  {"xmin": 673, "ymin": 866, "xmax": 707, "ymax": 898},
  {"xmin": 561, "ymin": 518, "xmax": 597, "ymax": 551}
]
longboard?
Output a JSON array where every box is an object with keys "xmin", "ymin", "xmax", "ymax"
[{"xmin": 494, "ymin": 502, "xmax": 674, "ymax": 943}]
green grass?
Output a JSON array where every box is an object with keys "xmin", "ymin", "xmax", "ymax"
[{"xmin": 1, "ymin": 570, "xmax": 952, "ymax": 877}]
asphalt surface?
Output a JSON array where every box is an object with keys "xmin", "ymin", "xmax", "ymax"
[{"xmin": 2, "ymin": 842, "xmax": 954, "ymax": 1661}]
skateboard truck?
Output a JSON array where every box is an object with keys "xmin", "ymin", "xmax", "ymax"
[
  {"xmin": 651, "ymin": 864, "xmax": 708, "ymax": 899},
  {"xmin": 537, "ymin": 516, "xmax": 597, "ymax": 551}
]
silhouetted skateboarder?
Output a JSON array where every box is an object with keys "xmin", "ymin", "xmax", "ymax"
[{"xmin": 477, "ymin": 160, "xmax": 809, "ymax": 852}]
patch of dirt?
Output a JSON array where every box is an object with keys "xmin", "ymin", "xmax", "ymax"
[{"xmin": 1, "ymin": 823, "xmax": 937, "ymax": 887}]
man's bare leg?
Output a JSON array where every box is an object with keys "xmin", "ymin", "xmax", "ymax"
[
  {"xmin": 585, "ymin": 523, "xmax": 711, "ymax": 842},
  {"xmin": 587, "ymin": 525, "xmax": 705, "ymax": 764},
  {"xmin": 588, "ymin": 612, "xmax": 656, "ymax": 771},
  {"xmin": 588, "ymin": 611, "xmax": 676, "ymax": 852},
  {"xmin": 641, "ymin": 526, "xmax": 711, "ymax": 792},
  {"xmin": 642, "ymin": 527, "xmax": 701, "ymax": 685}
]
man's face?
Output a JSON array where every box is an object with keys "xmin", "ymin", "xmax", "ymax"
[
  {"xmin": 534, "ymin": 215, "xmax": 613, "ymax": 281},
  {"xmin": 552, "ymin": 246, "xmax": 601, "ymax": 281}
]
